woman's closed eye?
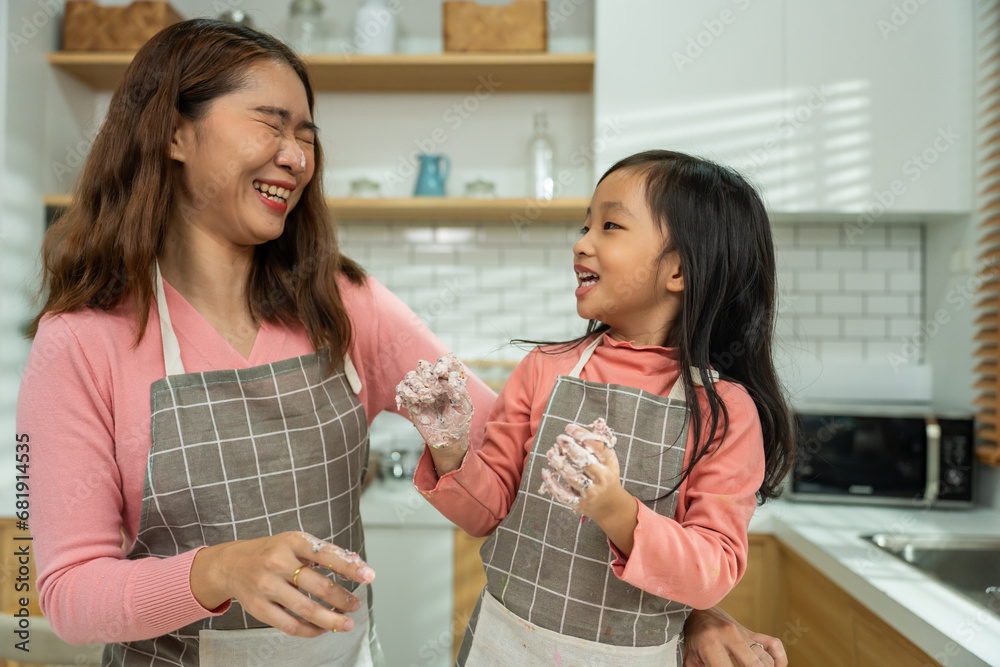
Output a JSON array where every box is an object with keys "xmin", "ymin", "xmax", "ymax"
[
  {"xmin": 259, "ymin": 120, "xmax": 282, "ymax": 134},
  {"xmin": 259, "ymin": 120, "xmax": 314, "ymax": 147}
]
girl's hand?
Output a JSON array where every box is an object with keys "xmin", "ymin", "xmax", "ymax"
[
  {"xmin": 540, "ymin": 421, "xmax": 623, "ymax": 516},
  {"xmin": 396, "ymin": 354, "xmax": 474, "ymax": 452},
  {"xmin": 561, "ymin": 423, "xmax": 626, "ymax": 520},
  {"xmin": 190, "ymin": 531, "xmax": 376, "ymax": 637},
  {"xmin": 539, "ymin": 421, "xmax": 639, "ymax": 553},
  {"xmin": 683, "ymin": 606, "xmax": 787, "ymax": 667}
]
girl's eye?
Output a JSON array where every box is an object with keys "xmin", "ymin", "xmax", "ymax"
[
  {"xmin": 604, "ymin": 221, "xmax": 621, "ymax": 230},
  {"xmin": 297, "ymin": 135, "xmax": 316, "ymax": 146},
  {"xmin": 578, "ymin": 226, "xmax": 590, "ymax": 235}
]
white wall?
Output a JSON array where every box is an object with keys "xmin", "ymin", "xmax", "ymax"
[{"xmin": 2, "ymin": 1, "xmax": 55, "ymax": 512}]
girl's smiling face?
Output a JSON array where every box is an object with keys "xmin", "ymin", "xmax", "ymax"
[
  {"xmin": 573, "ymin": 169, "xmax": 684, "ymax": 346},
  {"xmin": 168, "ymin": 59, "xmax": 317, "ymax": 248}
]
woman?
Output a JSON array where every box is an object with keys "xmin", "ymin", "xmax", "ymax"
[{"xmin": 17, "ymin": 18, "xmax": 785, "ymax": 667}]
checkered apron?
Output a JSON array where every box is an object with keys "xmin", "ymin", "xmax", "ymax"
[
  {"xmin": 459, "ymin": 336, "xmax": 709, "ymax": 666},
  {"xmin": 103, "ymin": 268, "xmax": 378, "ymax": 667}
]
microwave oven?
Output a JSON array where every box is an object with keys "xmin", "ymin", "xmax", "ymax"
[{"xmin": 786, "ymin": 406, "xmax": 975, "ymax": 508}]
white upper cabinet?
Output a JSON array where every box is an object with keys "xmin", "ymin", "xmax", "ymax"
[
  {"xmin": 593, "ymin": 0, "xmax": 973, "ymax": 216},
  {"xmin": 779, "ymin": 0, "xmax": 972, "ymax": 215},
  {"xmin": 593, "ymin": 0, "xmax": 786, "ymax": 201}
]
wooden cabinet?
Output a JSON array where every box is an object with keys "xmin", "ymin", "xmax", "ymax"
[
  {"xmin": 780, "ymin": 542, "xmax": 861, "ymax": 666},
  {"xmin": 718, "ymin": 534, "xmax": 938, "ymax": 667},
  {"xmin": 717, "ymin": 533, "xmax": 782, "ymax": 637},
  {"xmin": 782, "ymin": 545, "xmax": 938, "ymax": 667},
  {"xmin": 854, "ymin": 608, "xmax": 942, "ymax": 667},
  {"xmin": 0, "ymin": 519, "xmax": 49, "ymax": 667}
]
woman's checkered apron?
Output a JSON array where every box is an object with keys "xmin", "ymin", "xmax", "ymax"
[{"xmin": 103, "ymin": 267, "xmax": 379, "ymax": 666}]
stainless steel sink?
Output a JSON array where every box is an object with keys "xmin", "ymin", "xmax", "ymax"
[{"xmin": 862, "ymin": 534, "xmax": 1000, "ymax": 615}]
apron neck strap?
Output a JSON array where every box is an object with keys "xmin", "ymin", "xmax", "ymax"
[
  {"xmin": 667, "ymin": 367, "xmax": 720, "ymax": 401},
  {"xmin": 568, "ymin": 332, "xmax": 720, "ymax": 402},
  {"xmin": 568, "ymin": 335, "xmax": 602, "ymax": 378},
  {"xmin": 343, "ymin": 353, "xmax": 362, "ymax": 395},
  {"xmin": 155, "ymin": 262, "xmax": 186, "ymax": 376}
]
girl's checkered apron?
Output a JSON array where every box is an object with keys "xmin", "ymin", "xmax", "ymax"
[
  {"xmin": 458, "ymin": 335, "xmax": 712, "ymax": 666},
  {"xmin": 103, "ymin": 268, "xmax": 380, "ymax": 666}
]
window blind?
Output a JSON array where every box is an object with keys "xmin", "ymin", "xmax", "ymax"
[{"xmin": 975, "ymin": 0, "xmax": 1000, "ymax": 465}]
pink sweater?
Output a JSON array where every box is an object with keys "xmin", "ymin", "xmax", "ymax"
[
  {"xmin": 414, "ymin": 334, "xmax": 765, "ymax": 610},
  {"xmin": 16, "ymin": 274, "xmax": 495, "ymax": 645}
]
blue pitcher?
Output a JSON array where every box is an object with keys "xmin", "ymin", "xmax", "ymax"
[{"xmin": 414, "ymin": 154, "xmax": 450, "ymax": 197}]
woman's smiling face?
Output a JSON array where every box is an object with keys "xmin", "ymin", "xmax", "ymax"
[{"xmin": 168, "ymin": 58, "xmax": 317, "ymax": 248}]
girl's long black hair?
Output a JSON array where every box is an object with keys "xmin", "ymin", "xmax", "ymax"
[{"xmin": 523, "ymin": 150, "xmax": 795, "ymax": 503}]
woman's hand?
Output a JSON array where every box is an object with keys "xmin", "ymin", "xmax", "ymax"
[
  {"xmin": 190, "ymin": 531, "xmax": 376, "ymax": 637},
  {"xmin": 396, "ymin": 354, "xmax": 474, "ymax": 475},
  {"xmin": 683, "ymin": 606, "xmax": 788, "ymax": 667}
]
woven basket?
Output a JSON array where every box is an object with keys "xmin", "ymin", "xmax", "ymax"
[
  {"xmin": 62, "ymin": 1, "xmax": 183, "ymax": 51},
  {"xmin": 443, "ymin": 0, "xmax": 547, "ymax": 53}
]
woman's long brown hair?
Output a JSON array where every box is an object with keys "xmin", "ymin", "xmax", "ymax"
[{"xmin": 27, "ymin": 19, "xmax": 364, "ymax": 370}]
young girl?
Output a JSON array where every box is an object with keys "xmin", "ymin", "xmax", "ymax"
[{"xmin": 398, "ymin": 150, "xmax": 794, "ymax": 666}]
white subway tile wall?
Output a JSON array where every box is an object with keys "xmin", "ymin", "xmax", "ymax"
[
  {"xmin": 341, "ymin": 220, "xmax": 924, "ymax": 454},
  {"xmin": 775, "ymin": 223, "xmax": 924, "ymax": 367}
]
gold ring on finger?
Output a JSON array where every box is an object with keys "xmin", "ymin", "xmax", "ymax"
[{"xmin": 292, "ymin": 565, "xmax": 307, "ymax": 588}]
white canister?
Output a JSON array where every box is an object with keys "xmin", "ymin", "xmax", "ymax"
[{"xmin": 353, "ymin": 0, "xmax": 397, "ymax": 55}]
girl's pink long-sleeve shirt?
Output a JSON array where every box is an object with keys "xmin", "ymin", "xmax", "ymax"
[
  {"xmin": 414, "ymin": 334, "xmax": 765, "ymax": 610},
  {"xmin": 16, "ymin": 274, "xmax": 495, "ymax": 645}
]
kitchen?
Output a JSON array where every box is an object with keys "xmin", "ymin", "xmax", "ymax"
[{"xmin": 0, "ymin": 0, "xmax": 997, "ymax": 666}]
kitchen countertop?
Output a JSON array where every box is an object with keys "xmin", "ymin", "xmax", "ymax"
[{"xmin": 750, "ymin": 500, "xmax": 1000, "ymax": 667}]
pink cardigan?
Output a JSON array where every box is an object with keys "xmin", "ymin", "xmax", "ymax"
[
  {"xmin": 16, "ymin": 274, "xmax": 495, "ymax": 645},
  {"xmin": 414, "ymin": 334, "xmax": 765, "ymax": 610}
]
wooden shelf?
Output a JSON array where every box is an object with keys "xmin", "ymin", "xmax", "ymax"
[
  {"xmin": 44, "ymin": 194, "xmax": 73, "ymax": 208},
  {"xmin": 44, "ymin": 195, "xmax": 588, "ymax": 223},
  {"xmin": 47, "ymin": 52, "xmax": 595, "ymax": 92},
  {"xmin": 327, "ymin": 197, "xmax": 587, "ymax": 221}
]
